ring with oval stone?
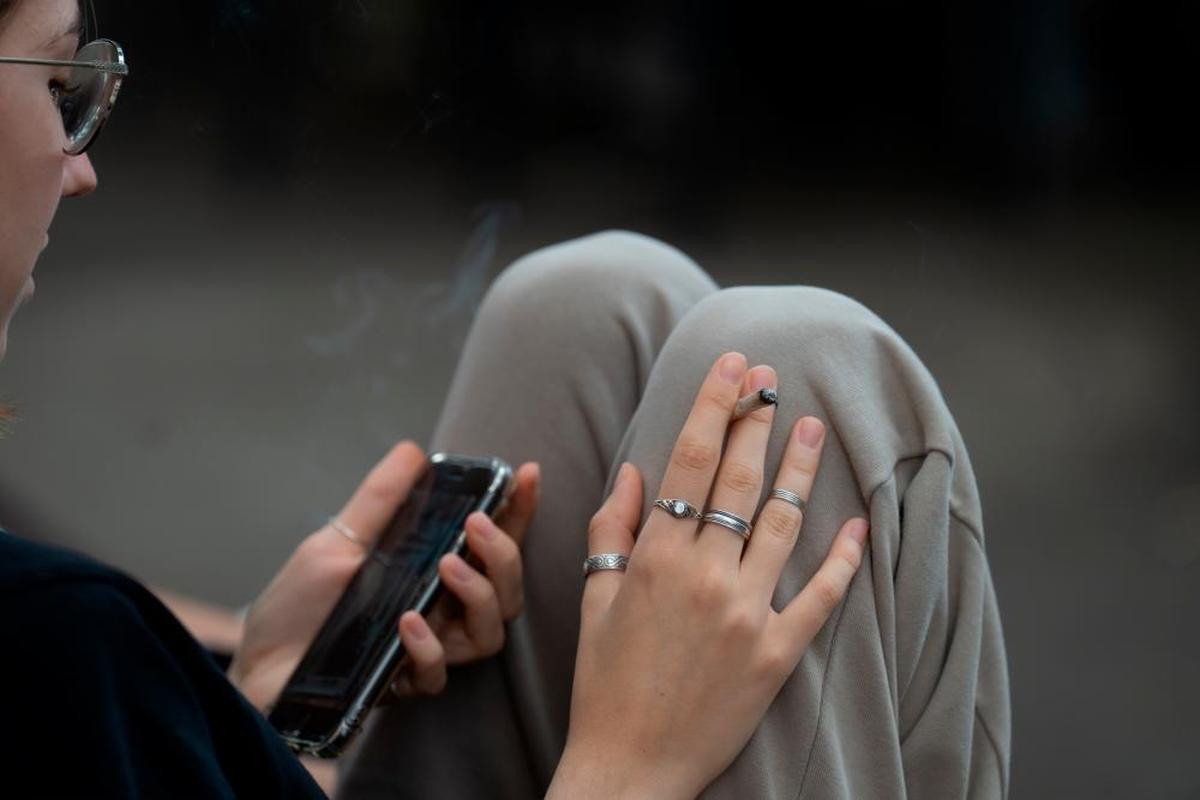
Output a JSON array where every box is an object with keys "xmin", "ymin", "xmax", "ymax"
[{"xmin": 653, "ymin": 498, "xmax": 703, "ymax": 521}]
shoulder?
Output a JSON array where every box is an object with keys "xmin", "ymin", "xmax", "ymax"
[
  {"xmin": 0, "ymin": 533, "xmax": 205, "ymax": 709},
  {"xmin": 0, "ymin": 533, "xmax": 174, "ymax": 657},
  {"xmin": 0, "ymin": 530, "xmax": 137, "ymax": 596},
  {"xmin": 0, "ymin": 564, "xmax": 167, "ymax": 693}
]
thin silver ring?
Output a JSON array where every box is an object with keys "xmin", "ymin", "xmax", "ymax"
[
  {"xmin": 583, "ymin": 553, "xmax": 630, "ymax": 577},
  {"xmin": 701, "ymin": 509, "xmax": 753, "ymax": 541},
  {"xmin": 767, "ymin": 488, "xmax": 807, "ymax": 513},
  {"xmin": 653, "ymin": 498, "xmax": 703, "ymax": 520},
  {"xmin": 328, "ymin": 517, "xmax": 367, "ymax": 548}
]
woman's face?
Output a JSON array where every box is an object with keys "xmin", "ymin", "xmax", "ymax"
[{"xmin": 0, "ymin": 0, "xmax": 97, "ymax": 358}]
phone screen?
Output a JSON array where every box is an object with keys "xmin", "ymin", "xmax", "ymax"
[{"xmin": 275, "ymin": 460, "xmax": 492, "ymax": 712}]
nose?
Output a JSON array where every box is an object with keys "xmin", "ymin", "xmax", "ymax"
[{"xmin": 63, "ymin": 153, "xmax": 98, "ymax": 198}]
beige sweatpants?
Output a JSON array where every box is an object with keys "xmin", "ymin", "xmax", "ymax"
[{"xmin": 339, "ymin": 231, "xmax": 1011, "ymax": 799}]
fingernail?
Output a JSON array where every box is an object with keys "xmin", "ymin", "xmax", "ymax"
[
  {"xmin": 797, "ymin": 417, "xmax": 825, "ymax": 448},
  {"xmin": 472, "ymin": 512, "xmax": 497, "ymax": 540},
  {"xmin": 749, "ymin": 365, "xmax": 776, "ymax": 391},
  {"xmin": 848, "ymin": 518, "xmax": 869, "ymax": 546},
  {"xmin": 445, "ymin": 555, "xmax": 472, "ymax": 580},
  {"xmin": 616, "ymin": 462, "xmax": 632, "ymax": 487},
  {"xmin": 719, "ymin": 352, "xmax": 747, "ymax": 384}
]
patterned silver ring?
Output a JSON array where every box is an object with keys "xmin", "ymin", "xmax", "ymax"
[
  {"xmin": 583, "ymin": 553, "xmax": 630, "ymax": 577},
  {"xmin": 767, "ymin": 488, "xmax": 807, "ymax": 513},
  {"xmin": 653, "ymin": 498, "xmax": 703, "ymax": 520},
  {"xmin": 328, "ymin": 517, "xmax": 367, "ymax": 548},
  {"xmin": 701, "ymin": 509, "xmax": 753, "ymax": 541}
]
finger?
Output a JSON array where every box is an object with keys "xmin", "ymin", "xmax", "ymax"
[
  {"xmin": 494, "ymin": 462, "xmax": 540, "ymax": 548},
  {"xmin": 396, "ymin": 612, "xmax": 447, "ymax": 696},
  {"xmin": 464, "ymin": 511, "xmax": 524, "ymax": 620},
  {"xmin": 582, "ymin": 462, "xmax": 641, "ymax": 622},
  {"xmin": 332, "ymin": 441, "xmax": 427, "ymax": 549},
  {"xmin": 697, "ymin": 365, "xmax": 777, "ymax": 563},
  {"xmin": 772, "ymin": 517, "xmax": 869, "ymax": 659},
  {"xmin": 438, "ymin": 553, "xmax": 505, "ymax": 657},
  {"xmin": 741, "ymin": 416, "xmax": 826, "ymax": 598},
  {"xmin": 646, "ymin": 352, "xmax": 748, "ymax": 547}
]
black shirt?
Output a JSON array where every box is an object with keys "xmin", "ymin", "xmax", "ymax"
[{"xmin": 0, "ymin": 530, "xmax": 326, "ymax": 799}]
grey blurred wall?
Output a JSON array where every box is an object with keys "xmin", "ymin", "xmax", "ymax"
[{"xmin": 1, "ymin": 1, "xmax": 1198, "ymax": 797}]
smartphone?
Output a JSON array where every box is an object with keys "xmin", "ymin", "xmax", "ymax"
[{"xmin": 268, "ymin": 453, "xmax": 514, "ymax": 757}]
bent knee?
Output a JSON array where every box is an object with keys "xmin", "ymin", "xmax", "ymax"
[
  {"xmin": 482, "ymin": 230, "xmax": 715, "ymax": 319},
  {"xmin": 679, "ymin": 285, "xmax": 905, "ymax": 360}
]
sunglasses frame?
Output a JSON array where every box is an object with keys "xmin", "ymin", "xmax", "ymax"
[{"xmin": 0, "ymin": 38, "xmax": 128, "ymax": 155}]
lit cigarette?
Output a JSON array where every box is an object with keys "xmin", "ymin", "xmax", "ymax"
[{"xmin": 733, "ymin": 388, "xmax": 778, "ymax": 420}]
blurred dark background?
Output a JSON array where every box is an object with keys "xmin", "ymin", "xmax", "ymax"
[{"xmin": 1, "ymin": 1, "xmax": 1198, "ymax": 797}]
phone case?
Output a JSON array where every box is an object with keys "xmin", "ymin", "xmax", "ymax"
[{"xmin": 277, "ymin": 452, "xmax": 515, "ymax": 757}]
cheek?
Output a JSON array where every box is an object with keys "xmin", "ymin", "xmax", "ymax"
[{"xmin": 0, "ymin": 80, "xmax": 65, "ymax": 272}]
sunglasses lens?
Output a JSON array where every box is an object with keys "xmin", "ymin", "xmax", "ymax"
[{"xmin": 60, "ymin": 40, "xmax": 122, "ymax": 154}]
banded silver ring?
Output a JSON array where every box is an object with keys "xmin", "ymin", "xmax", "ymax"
[
  {"xmin": 767, "ymin": 488, "xmax": 807, "ymax": 513},
  {"xmin": 701, "ymin": 509, "xmax": 753, "ymax": 541}
]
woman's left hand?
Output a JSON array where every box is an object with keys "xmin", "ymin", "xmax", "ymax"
[{"xmin": 228, "ymin": 441, "xmax": 539, "ymax": 713}]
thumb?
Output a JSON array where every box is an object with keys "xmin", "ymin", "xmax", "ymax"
[{"xmin": 496, "ymin": 462, "xmax": 541, "ymax": 547}]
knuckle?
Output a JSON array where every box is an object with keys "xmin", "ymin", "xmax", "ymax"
[
  {"xmin": 423, "ymin": 670, "xmax": 448, "ymax": 696},
  {"xmin": 363, "ymin": 476, "xmax": 404, "ymax": 507},
  {"xmin": 785, "ymin": 463, "xmax": 817, "ymax": 491},
  {"xmin": 741, "ymin": 408, "xmax": 774, "ymax": 429},
  {"xmin": 630, "ymin": 546, "xmax": 669, "ymax": 581},
  {"xmin": 838, "ymin": 541, "xmax": 864, "ymax": 571},
  {"xmin": 811, "ymin": 574, "xmax": 846, "ymax": 615},
  {"xmin": 718, "ymin": 460, "xmax": 761, "ymax": 494},
  {"xmin": 699, "ymin": 389, "xmax": 735, "ymax": 417},
  {"xmin": 587, "ymin": 511, "xmax": 612, "ymax": 543},
  {"xmin": 672, "ymin": 439, "xmax": 720, "ymax": 474},
  {"xmin": 494, "ymin": 539, "xmax": 523, "ymax": 576},
  {"xmin": 477, "ymin": 578, "xmax": 501, "ymax": 607},
  {"xmin": 759, "ymin": 506, "xmax": 800, "ymax": 542},
  {"xmin": 298, "ymin": 532, "xmax": 326, "ymax": 559},
  {"xmin": 723, "ymin": 607, "xmax": 760, "ymax": 640},
  {"xmin": 691, "ymin": 566, "xmax": 735, "ymax": 608},
  {"xmin": 412, "ymin": 637, "xmax": 444, "ymax": 670},
  {"xmin": 428, "ymin": 635, "xmax": 447, "ymax": 663},
  {"xmin": 757, "ymin": 642, "xmax": 794, "ymax": 682}
]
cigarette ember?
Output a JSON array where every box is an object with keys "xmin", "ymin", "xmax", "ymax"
[{"xmin": 733, "ymin": 388, "xmax": 778, "ymax": 420}]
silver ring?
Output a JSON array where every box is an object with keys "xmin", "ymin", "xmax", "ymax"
[
  {"xmin": 583, "ymin": 553, "xmax": 630, "ymax": 576},
  {"xmin": 653, "ymin": 498, "xmax": 703, "ymax": 520},
  {"xmin": 701, "ymin": 509, "xmax": 752, "ymax": 541},
  {"xmin": 328, "ymin": 517, "xmax": 367, "ymax": 548},
  {"xmin": 767, "ymin": 488, "xmax": 807, "ymax": 513}
]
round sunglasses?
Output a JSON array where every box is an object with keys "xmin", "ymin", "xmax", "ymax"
[{"xmin": 0, "ymin": 39, "xmax": 127, "ymax": 155}]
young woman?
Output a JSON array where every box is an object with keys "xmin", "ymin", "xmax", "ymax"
[{"xmin": 0, "ymin": 1, "xmax": 1009, "ymax": 798}]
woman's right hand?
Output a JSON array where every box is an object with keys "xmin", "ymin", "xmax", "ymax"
[{"xmin": 547, "ymin": 352, "xmax": 870, "ymax": 800}]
